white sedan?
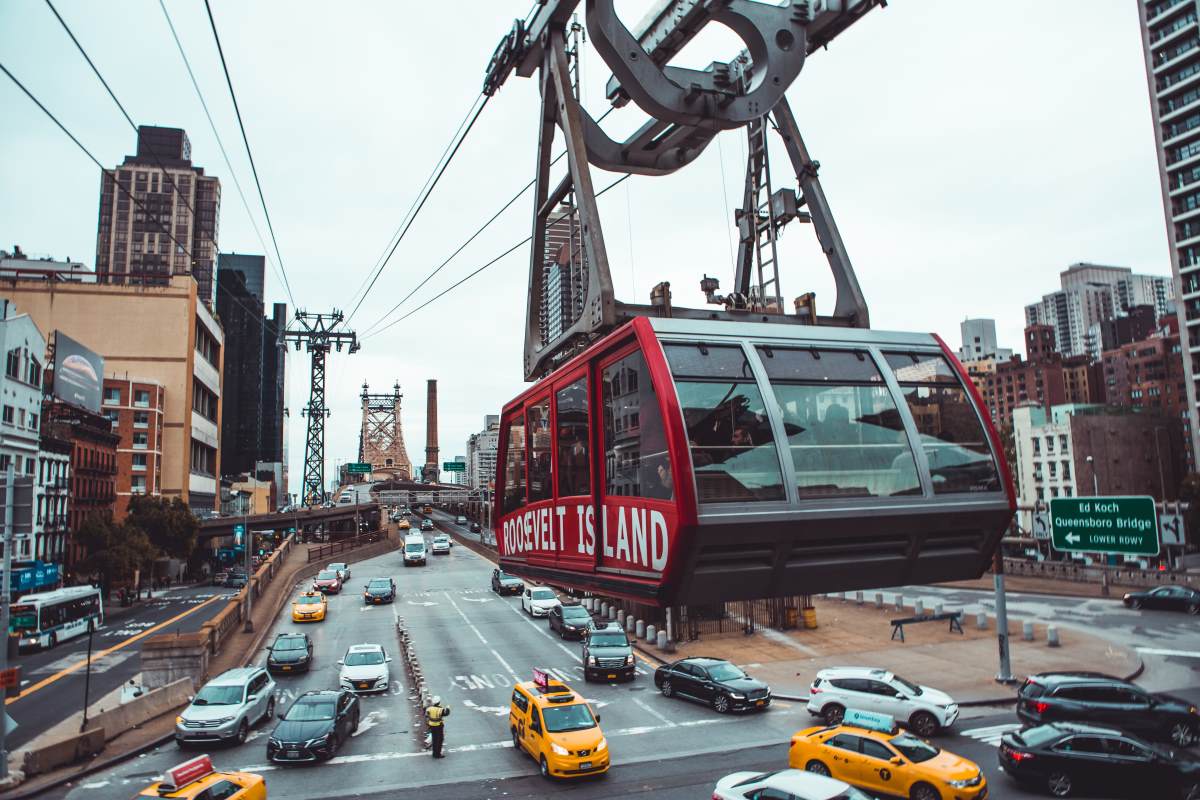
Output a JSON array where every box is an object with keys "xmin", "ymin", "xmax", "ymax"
[
  {"xmin": 713, "ymin": 769, "xmax": 871, "ymax": 800},
  {"xmin": 431, "ymin": 535, "xmax": 451, "ymax": 554},
  {"xmin": 328, "ymin": 562, "xmax": 351, "ymax": 580},
  {"xmin": 521, "ymin": 586, "xmax": 561, "ymax": 617},
  {"xmin": 338, "ymin": 643, "xmax": 391, "ymax": 694}
]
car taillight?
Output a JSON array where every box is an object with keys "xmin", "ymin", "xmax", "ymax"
[
  {"xmin": 810, "ymin": 686, "xmax": 821, "ymax": 694},
  {"xmin": 1033, "ymin": 701, "xmax": 1049, "ymax": 714},
  {"xmin": 1009, "ymin": 749, "xmax": 1035, "ymax": 762}
]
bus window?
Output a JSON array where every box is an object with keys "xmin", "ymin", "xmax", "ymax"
[
  {"xmin": 527, "ymin": 399, "xmax": 552, "ymax": 502},
  {"xmin": 502, "ymin": 414, "xmax": 527, "ymax": 514},
  {"xmin": 555, "ymin": 378, "xmax": 590, "ymax": 497},
  {"xmin": 602, "ymin": 351, "xmax": 672, "ymax": 500},
  {"xmin": 664, "ymin": 343, "xmax": 784, "ymax": 503}
]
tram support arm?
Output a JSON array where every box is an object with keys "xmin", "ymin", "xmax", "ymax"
[{"xmin": 993, "ymin": 549, "xmax": 1014, "ymax": 684}]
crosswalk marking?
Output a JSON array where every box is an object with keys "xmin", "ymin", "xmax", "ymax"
[{"xmin": 958, "ymin": 723, "xmax": 1021, "ymax": 747}]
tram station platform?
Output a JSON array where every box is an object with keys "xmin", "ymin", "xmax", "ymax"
[{"xmin": 636, "ymin": 595, "xmax": 1141, "ymax": 708}]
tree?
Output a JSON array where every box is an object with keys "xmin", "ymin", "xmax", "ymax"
[
  {"xmin": 126, "ymin": 495, "xmax": 199, "ymax": 560},
  {"xmin": 997, "ymin": 422, "xmax": 1018, "ymax": 490},
  {"xmin": 74, "ymin": 513, "xmax": 156, "ymax": 593}
]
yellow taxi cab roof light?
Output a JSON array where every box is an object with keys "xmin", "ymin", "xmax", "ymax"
[{"xmin": 842, "ymin": 708, "xmax": 898, "ymax": 735}]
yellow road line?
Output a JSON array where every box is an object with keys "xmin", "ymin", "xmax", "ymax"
[{"xmin": 7, "ymin": 594, "xmax": 225, "ymax": 704}]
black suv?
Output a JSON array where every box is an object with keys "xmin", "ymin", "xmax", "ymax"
[
  {"xmin": 1018, "ymin": 672, "xmax": 1200, "ymax": 747},
  {"xmin": 582, "ymin": 623, "xmax": 635, "ymax": 682},
  {"xmin": 654, "ymin": 656, "xmax": 771, "ymax": 713},
  {"xmin": 267, "ymin": 633, "xmax": 313, "ymax": 674},
  {"xmin": 548, "ymin": 604, "xmax": 595, "ymax": 640}
]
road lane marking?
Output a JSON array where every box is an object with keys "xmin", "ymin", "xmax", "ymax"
[
  {"xmin": 7, "ymin": 594, "xmax": 224, "ymax": 704},
  {"xmin": 443, "ymin": 593, "xmax": 488, "ymax": 645},
  {"xmin": 633, "ymin": 696, "xmax": 675, "ymax": 727},
  {"xmin": 500, "ymin": 596, "xmax": 582, "ymax": 663},
  {"xmin": 959, "ymin": 723, "xmax": 1021, "ymax": 746},
  {"xmin": 1135, "ymin": 647, "xmax": 1200, "ymax": 658},
  {"xmin": 30, "ymin": 649, "xmax": 137, "ymax": 676}
]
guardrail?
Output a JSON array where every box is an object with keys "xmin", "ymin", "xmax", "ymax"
[
  {"xmin": 201, "ymin": 532, "xmax": 297, "ymax": 655},
  {"xmin": 306, "ymin": 529, "xmax": 387, "ymax": 563},
  {"xmin": 1003, "ymin": 557, "xmax": 1199, "ymax": 589}
]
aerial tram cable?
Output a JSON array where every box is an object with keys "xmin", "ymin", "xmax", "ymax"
[
  {"xmin": 0, "ymin": 62, "xmax": 276, "ymax": 335},
  {"xmin": 158, "ymin": 0, "xmax": 291, "ymax": 307},
  {"xmin": 203, "ymin": 0, "xmax": 297, "ymax": 310},
  {"xmin": 344, "ymin": 91, "xmax": 491, "ymax": 326}
]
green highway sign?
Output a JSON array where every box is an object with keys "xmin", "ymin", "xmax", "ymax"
[
  {"xmin": 443, "ymin": 461, "xmax": 466, "ymax": 472},
  {"xmin": 346, "ymin": 463, "xmax": 373, "ymax": 474},
  {"xmin": 1050, "ymin": 496, "xmax": 1159, "ymax": 556}
]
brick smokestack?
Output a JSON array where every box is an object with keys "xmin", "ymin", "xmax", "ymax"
[{"xmin": 423, "ymin": 379, "xmax": 438, "ymax": 482}]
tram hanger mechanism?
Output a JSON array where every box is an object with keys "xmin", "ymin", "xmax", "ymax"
[{"xmin": 486, "ymin": 1, "xmax": 1017, "ymax": 606}]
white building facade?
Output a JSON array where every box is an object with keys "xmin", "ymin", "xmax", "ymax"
[
  {"xmin": 466, "ymin": 414, "xmax": 500, "ymax": 491},
  {"xmin": 0, "ymin": 301, "xmax": 48, "ymax": 558}
]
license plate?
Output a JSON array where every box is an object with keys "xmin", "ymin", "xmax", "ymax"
[
  {"xmin": 282, "ymin": 666, "xmax": 292, "ymax": 671},
  {"xmin": 607, "ymin": 674, "xmax": 616, "ymax": 679},
  {"xmin": 579, "ymin": 761, "xmax": 592, "ymax": 770},
  {"xmin": 286, "ymin": 750, "xmax": 299, "ymax": 758},
  {"xmin": 357, "ymin": 682, "xmax": 370, "ymax": 689},
  {"xmin": 756, "ymin": 699, "xmax": 765, "ymax": 706}
]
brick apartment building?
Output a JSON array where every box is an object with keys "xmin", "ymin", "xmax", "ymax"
[
  {"xmin": 103, "ymin": 377, "xmax": 166, "ymax": 519},
  {"xmin": 42, "ymin": 399, "xmax": 118, "ymax": 567}
]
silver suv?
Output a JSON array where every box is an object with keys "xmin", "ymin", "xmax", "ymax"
[
  {"xmin": 806, "ymin": 666, "xmax": 958, "ymax": 737},
  {"xmin": 175, "ymin": 667, "xmax": 277, "ymax": 747}
]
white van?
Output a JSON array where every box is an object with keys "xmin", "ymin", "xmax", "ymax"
[{"xmin": 403, "ymin": 533, "xmax": 427, "ymax": 567}]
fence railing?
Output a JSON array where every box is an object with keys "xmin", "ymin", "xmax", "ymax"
[
  {"xmin": 307, "ymin": 529, "xmax": 387, "ymax": 563},
  {"xmin": 1002, "ymin": 557, "xmax": 1199, "ymax": 589},
  {"xmin": 202, "ymin": 532, "xmax": 297, "ymax": 655}
]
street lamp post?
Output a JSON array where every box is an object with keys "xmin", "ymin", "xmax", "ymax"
[
  {"xmin": 1084, "ymin": 455, "xmax": 1108, "ymax": 596},
  {"xmin": 233, "ymin": 490, "xmax": 253, "ymax": 632}
]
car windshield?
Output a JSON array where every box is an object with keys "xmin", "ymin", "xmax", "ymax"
[
  {"xmin": 562, "ymin": 606, "xmax": 590, "ymax": 620},
  {"xmin": 193, "ymin": 685, "xmax": 243, "ymax": 706},
  {"xmin": 435, "ymin": 535, "xmax": 449, "ymax": 542},
  {"xmin": 317, "ymin": 571, "xmax": 338, "ymax": 580},
  {"xmin": 498, "ymin": 571, "xmax": 517, "ymax": 581},
  {"xmin": 707, "ymin": 663, "xmax": 746, "ymax": 681},
  {"xmin": 285, "ymin": 700, "xmax": 335, "ymax": 721},
  {"xmin": 541, "ymin": 703, "xmax": 597, "ymax": 733},
  {"xmin": 297, "ymin": 595, "xmax": 323, "ymax": 605},
  {"xmin": 892, "ymin": 675, "xmax": 922, "ymax": 695},
  {"xmin": 368, "ymin": 580, "xmax": 391, "ymax": 590},
  {"xmin": 890, "ymin": 733, "xmax": 939, "ymax": 763},
  {"xmin": 590, "ymin": 634, "xmax": 627, "ymax": 647},
  {"xmin": 329, "ymin": 564, "xmax": 346, "ymax": 570},
  {"xmin": 406, "ymin": 543, "xmax": 424, "ymax": 553},
  {"xmin": 345, "ymin": 651, "xmax": 385, "ymax": 666},
  {"xmin": 274, "ymin": 637, "xmax": 306, "ymax": 651},
  {"xmin": 531, "ymin": 588, "xmax": 555, "ymax": 600}
]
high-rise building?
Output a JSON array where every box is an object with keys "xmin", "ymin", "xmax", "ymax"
[
  {"xmin": 539, "ymin": 205, "xmax": 584, "ymax": 346},
  {"xmin": 958, "ymin": 318, "xmax": 1012, "ymax": 362},
  {"xmin": 95, "ymin": 126, "xmax": 221, "ymax": 305},
  {"xmin": 451, "ymin": 455, "xmax": 468, "ymax": 486},
  {"xmin": 216, "ymin": 267, "xmax": 264, "ymax": 478},
  {"xmin": 260, "ymin": 302, "xmax": 288, "ymax": 493},
  {"xmin": 103, "ymin": 376, "xmax": 166, "ymax": 518},
  {"xmin": 217, "ymin": 253, "xmax": 265, "ymax": 303},
  {"xmin": 1137, "ymin": 1, "xmax": 1200, "ymax": 466},
  {"xmin": 466, "ymin": 415, "xmax": 500, "ymax": 490}
]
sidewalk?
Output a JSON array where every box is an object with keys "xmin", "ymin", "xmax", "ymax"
[
  {"xmin": 636, "ymin": 596, "xmax": 1141, "ymax": 706},
  {"xmin": 933, "ymin": 573, "xmax": 1143, "ymax": 599}
]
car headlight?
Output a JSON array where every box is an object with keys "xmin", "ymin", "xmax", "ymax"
[
  {"xmin": 550, "ymin": 742, "xmax": 569, "ymax": 756},
  {"xmin": 306, "ymin": 734, "xmax": 330, "ymax": 747},
  {"xmin": 596, "ymin": 737, "xmax": 607, "ymax": 751},
  {"xmin": 268, "ymin": 737, "xmax": 281, "ymax": 747},
  {"xmin": 213, "ymin": 716, "xmax": 235, "ymax": 724},
  {"xmin": 587, "ymin": 656, "xmax": 597, "ymax": 666},
  {"xmin": 175, "ymin": 715, "xmax": 184, "ymax": 724},
  {"xmin": 946, "ymin": 778, "xmax": 974, "ymax": 789},
  {"xmin": 729, "ymin": 692, "xmax": 745, "ymax": 700},
  {"xmin": 624, "ymin": 654, "xmax": 635, "ymax": 666}
]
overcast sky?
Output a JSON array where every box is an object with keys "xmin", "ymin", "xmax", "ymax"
[{"xmin": 0, "ymin": 0, "xmax": 1172, "ymax": 491}]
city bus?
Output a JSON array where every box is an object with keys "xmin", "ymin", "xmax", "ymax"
[{"xmin": 10, "ymin": 585, "xmax": 104, "ymax": 651}]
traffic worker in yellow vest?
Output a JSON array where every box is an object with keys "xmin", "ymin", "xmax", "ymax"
[{"xmin": 426, "ymin": 696, "xmax": 450, "ymax": 758}]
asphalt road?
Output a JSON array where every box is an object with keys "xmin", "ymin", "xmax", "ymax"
[
  {"xmin": 44, "ymin": 514, "xmax": 1200, "ymax": 800},
  {"xmin": 6, "ymin": 584, "xmax": 233, "ymax": 749}
]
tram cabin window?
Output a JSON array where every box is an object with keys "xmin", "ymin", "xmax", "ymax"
[
  {"xmin": 664, "ymin": 343, "xmax": 784, "ymax": 503},
  {"xmin": 556, "ymin": 378, "xmax": 590, "ymax": 497},
  {"xmin": 527, "ymin": 399, "xmax": 552, "ymax": 502},
  {"xmin": 756, "ymin": 346, "xmax": 921, "ymax": 498},
  {"xmin": 884, "ymin": 352, "xmax": 1000, "ymax": 494},
  {"xmin": 602, "ymin": 351, "xmax": 672, "ymax": 500},
  {"xmin": 502, "ymin": 415, "xmax": 527, "ymax": 514}
]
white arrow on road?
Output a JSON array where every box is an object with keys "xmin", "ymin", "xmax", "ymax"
[
  {"xmin": 461, "ymin": 597, "xmax": 492, "ymax": 604},
  {"xmin": 1064, "ymin": 532, "xmax": 1081, "ymax": 544},
  {"xmin": 407, "ymin": 601, "xmax": 438, "ymax": 607},
  {"xmin": 462, "ymin": 699, "xmax": 509, "ymax": 716}
]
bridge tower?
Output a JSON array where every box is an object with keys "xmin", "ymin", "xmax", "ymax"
[{"xmin": 359, "ymin": 381, "xmax": 412, "ymax": 480}]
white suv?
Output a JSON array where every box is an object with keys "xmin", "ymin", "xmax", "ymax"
[{"xmin": 807, "ymin": 666, "xmax": 958, "ymax": 737}]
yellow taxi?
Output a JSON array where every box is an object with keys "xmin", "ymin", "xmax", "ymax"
[
  {"xmin": 509, "ymin": 670, "xmax": 609, "ymax": 779},
  {"xmin": 789, "ymin": 709, "xmax": 987, "ymax": 800},
  {"xmin": 291, "ymin": 591, "xmax": 327, "ymax": 622},
  {"xmin": 398, "ymin": 518, "xmax": 411, "ymax": 530},
  {"xmin": 139, "ymin": 755, "xmax": 265, "ymax": 799}
]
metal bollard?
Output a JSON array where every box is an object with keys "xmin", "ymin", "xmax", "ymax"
[
  {"xmin": 874, "ymin": 593, "xmax": 884, "ymax": 609},
  {"xmin": 1023, "ymin": 620, "xmax": 1035, "ymax": 641},
  {"xmin": 934, "ymin": 602, "xmax": 944, "ymax": 617},
  {"xmin": 976, "ymin": 612, "xmax": 988, "ymax": 630},
  {"xmin": 617, "ymin": 609, "xmax": 626, "ymax": 626},
  {"xmin": 646, "ymin": 624, "xmax": 657, "ymax": 643},
  {"xmin": 609, "ymin": 606, "xmax": 618, "ymax": 621},
  {"xmin": 914, "ymin": 599, "xmax": 924, "ymax": 617},
  {"xmin": 625, "ymin": 615, "xmax": 636, "ymax": 634},
  {"xmin": 636, "ymin": 619, "xmax": 646, "ymax": 638},
  {"xmin": 1047, "ymin": 625, "xmax": 1060, "ymax": 647},
  {"xmin": 855, "ymin": 591, "xmax": 864, "ymax": 605},
  {"xmin": 894, "ymin": 594, "xmax": 904, "ymax": 611},
  {"xmin": 584, "ymin": 598, "xmax": 593, "ymax": 611},
  {"xmin": 600, "ymin": 602, "xmax": 609, "ymax": 617},
  {"xmin": 656, "ymin": 629, "xmax": 669, "ymax": 649}
]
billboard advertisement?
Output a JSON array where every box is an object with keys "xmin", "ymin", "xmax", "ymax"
[{"xmin": 54, "ymin": 331, "xmax": 104, "ymax": 413}]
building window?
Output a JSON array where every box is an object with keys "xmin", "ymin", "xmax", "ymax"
[
  {"xmin": 1062, "ymin": 460, "xmax": 1071, "ymax": 479},
  {"xmin": 103, "ymin": 387, "xmax": 120, "ymax": 405},
  {"xmin": 132, "ymin": 454, "xmax": 147, "ymax": 471},
  {"xmin": 134, "ymin": 390, "xmax": 150, "ymax": 408},
  {"xmin": 1058, "ymin": 434, "xmax": 1068, "ymax": 452},
  {"xmin": 1032, "ymin": 438, "xmax": 1041, "ymax": 455},
  {"xmin": 131, "ymin": 476, "xmax": 146, "ymax": 494},
  {"xmin": 133, "ymin": 432, "xmax": 148, "ymax": 449},
  {"xmin": 134, "ymin": 412, "xmax": 149, "ymax": 429},
  {"xmin": 1050, "ymin": 487, "xmax": 1059, "ymax": 498},
  {"xmin": 26, "ymin": 356, "xmax": 40, "ymax": 388},
  {"xmin": 17, "ymin": 409, "xmax": 24, "ymax": 428},
  {"xmin": 1064, "ymin": 486, "xmax": 1073, "ymax": 497},
  {"xmin": 2, "ymin": 406, "xmax": 13, "ymax": 425},
  {"xmin": 189, "ymin": 439, "xmax": 216, "ymax": 476},
  {"xmin": 1036, "ymin": 487, "xmax": 1044, "ymax": 500},
  {"xmin": 105, "ymin": 410, "xmax": 118, "ymax": 428},
  {"xmin": 1049, "ymin": 461, "xmax": 1057, "ymax": 477},
  {"xmin": 192, "ymin": 381, "xmax": 218, "ymax": 422},
  {"xmin": 29, "ymin": 415, "xmax": 37, "ymax": 432},
  {"xmin": 5, "ymin": 348, "xmax": 19, "ymax": 380},
  {"xmin": 1045, "ymin": 435, "xmax": 1055, "ymax": 453}
]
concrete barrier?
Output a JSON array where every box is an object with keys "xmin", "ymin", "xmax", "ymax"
[
  {"xmin": 624, "ymin": 615, "xmax": 635, "ymax": 634},
  {"xmin": 646, "ymin": 624, "xmax": 657, "ymax": 643},
  {"xmin": 894, "ymin": 594, "xmax": 904, "ymax": 611},
  {"xmin": 1023, "ymin": 620, "xmax": 1035, "ymax": 641},
  {"xmin": 21, "ymin": 728, "xmax": 105, "ymax": 777},
  {"xmin": 617, "ymin": 610, "xmax": 626, "ymax": 626},
  {"xmin": 89, "ymin": 677, "xmax": 194, "ymax": 742},
  {"xmin": 656, "ymin": 630, "xmax": 668, "ymax": 649},
  {"xmin": 1047, "ymin": 625, "xmax": 1060, "ymax": 647},
  {"xmin": 874, "ymin": 593, "xmax": 884, "ymax": 609},
  {"xmin": 635, "ymin": 619, "xmax": 645, "ymax": 638},
  {"xmin": 976, "ymin": 612, "xmax": 988, "ymax": 630},
  {"xmin": 855, "ymin": 591, "xmax": 863, "ymax": 605},
  {"xmin": 914, "ymin": 599, "xmax": 924, "ymax": 617}
]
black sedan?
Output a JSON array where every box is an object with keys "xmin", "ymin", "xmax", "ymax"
[
  {"xmin": 267, "ymin": 633, "xmax": 313, "ymax": 674},
  {"xmin": 267, "ymin": 690, "xmax": 360, "ymax": 763},
  {"xmin": 999, "ymin": 722, "xmax": 1200, "ymax": 799},
  {"xmin": 363, "ymin": 577, "xmax": 396, "ymax": 604},
  {"xmin": 470, "ymin": 521, "xmax": 481, "ymax": 533},
  {"xmin": 491, "ymin": 568, "xmax": 523, "ymax": 596},
  {"xmin": 653, "ymin": 657, "xmax": 771, "ymax": 714},
  {"xmin": 1123, "ymin": 585, "xmax": 1200, "ymax": 615},
  {"xmin": 548, "ymin": 603, "xmax": 595, "ymax": 639}
]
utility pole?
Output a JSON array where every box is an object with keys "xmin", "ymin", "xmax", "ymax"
[
  {"xmin": 1, "ymin": 465, "xmax": 15, "ymax": 781},
  {"xmin": 993, "ymin": 546, "xmax": 1013, "ymax": 684},
  {"xmin": 285, "ymin": 311, "xmax": 359, "ymax": 508}
]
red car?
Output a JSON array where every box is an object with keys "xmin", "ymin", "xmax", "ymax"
[{"xmin": 312, "ymin": 569, "xmax": 342, "ymax": 594}]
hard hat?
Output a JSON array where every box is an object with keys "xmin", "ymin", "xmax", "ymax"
[{"xmin": 432, "ymin": 696, "xmax": 442, "ymax": 705}]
